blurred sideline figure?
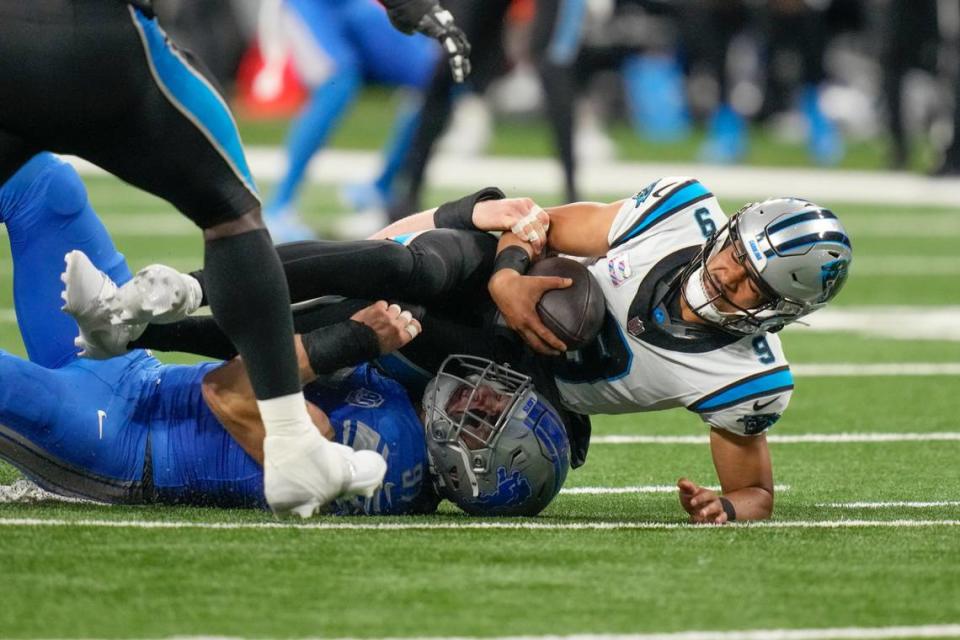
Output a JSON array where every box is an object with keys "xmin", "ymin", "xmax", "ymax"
[
  {"xmin": 257, "ymin": 0, "xmax": 440, "ymax": 242},
  {"xmin": 681, "ymin": 0, "xmax": 844, "ymax": 165},
  {"xmin": 387, "ymin": 0, "xmax": 588, "ymax": 220}
]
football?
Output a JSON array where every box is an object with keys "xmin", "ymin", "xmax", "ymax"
[{"xmin": 528, "ymin": 257, "xmax": 606, "ymax": 351}]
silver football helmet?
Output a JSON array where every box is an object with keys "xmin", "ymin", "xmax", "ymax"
[
  {"xmin": 422, "ymin": 355, "xmax": 570, "ymax": 516},
  {"xmin": 681, "ymin": 197, "xmax": 852, "ymax": 335}
]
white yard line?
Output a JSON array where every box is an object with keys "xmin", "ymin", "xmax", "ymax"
[
  {"xmin": 786, "ymin": 307, "xmax": 960, "ymax": 342},
  {"xmin": 323, "ymin": 626, "xmax": 960, "ymax": 640},
  {"xmin": 317, "ymin": 625, "xmax": 960, "ymax": 640},
  {"xmin": 0, "ymin": 517, "xmax": 958, "ymax": 532},
  {"xmin": 561, "ymin": 485, "xmax": 791, "ymax": 495},
  {"xmin": 817, "ymin": 501, "xmax": 960, "ymax": 509},
  {"xmin": 67, "ymin": 149, "xmax": 960, "ymax": 207},
  {"xmin": 791, "ymin": 363, "xmax": 960, "ymax": 376},
  {"xmin": 592, "ymin": 433, "xmax": 960, "ymax": 445}
]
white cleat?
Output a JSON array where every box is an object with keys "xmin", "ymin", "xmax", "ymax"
[
  {"xmin": 263, "ymin": 431, "xmax": 387, "ymax": 518},
  {"xmin": 111, "ymin": 263, "xmax": 203, "ymax": 326},
  {"xmin": 60, "ymin": 250, "xmax": 146, "ymax": 360},
  {"xmin": 331, "ymin": 442, "xmax": 388, "ymax": 499}
]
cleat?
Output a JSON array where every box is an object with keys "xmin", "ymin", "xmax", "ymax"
[
  {"xmin": 110, "ymin": 264, "xmax": 202, "ymax": 326},
  {"xmin": 61, "ymin": 250, "xmax": 146, "ymax": 360},
  {"xmin": 263, "ymin": 430, "xmax": 387, "ymax": 518}
]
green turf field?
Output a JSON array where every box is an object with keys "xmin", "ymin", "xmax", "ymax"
[{"xmin": 1, "ymin": 166, "xmax": 959, "ymax": 639}]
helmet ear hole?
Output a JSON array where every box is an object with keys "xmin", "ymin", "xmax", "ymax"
[
  {"xmin": 447, "ymin": 466, "xmax": 460, "ymax": 491},
  {"xmin": 510, "ymin": 448, "xmax": 528, "ymax": 467}
]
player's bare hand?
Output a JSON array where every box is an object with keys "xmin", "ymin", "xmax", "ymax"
[
  {"xmin": 678, "ymin": 477, "xmax": 728, "ymax": 525},
  {"xmin": 488, "ymin": 270, "xmax": 570, "ymax": 356},
  {"xmin": 472, "ymin": 198, "xmax": 550, "ymax": 254},
  {"xmin": 351, "ymin": 301, "xmax": 422, "ymax": 354}
]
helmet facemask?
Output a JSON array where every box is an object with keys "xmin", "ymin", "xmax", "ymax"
[{"xmin": 423, "ymin": 355, "xmax": 533, "ymax": 497}]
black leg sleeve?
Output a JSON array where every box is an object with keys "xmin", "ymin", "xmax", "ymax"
[
  {"xmin": 272, "ymin": 231, "xmax": 497, "ymax": 307},
  {"xmin": 203, "ymin": 229, "xmax": 300, "ymax": 399},
  {"xmin": 129, "ymin": 317, "xmax": 239, "ymax": 360}
]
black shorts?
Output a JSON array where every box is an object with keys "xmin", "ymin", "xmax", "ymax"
[{"xmin": 0, "ymin": 0, "xmax": 259, "ymax": 228}]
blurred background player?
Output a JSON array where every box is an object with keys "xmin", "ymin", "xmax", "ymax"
[
  {"xmin": 0, "ymin": 152, "xmax": 568, "ymax": 517},
  {"xmin": 386, "ymin": 0, "xmax": 588, "ymax": 221},
  {"xmin": 256, "ymin": 0, "xmax": 440, "ymax": 242}
]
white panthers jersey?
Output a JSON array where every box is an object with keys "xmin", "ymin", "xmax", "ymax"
[{"xmin": 553, "ymin": 177, "xmax": 794, "ymax": 436}]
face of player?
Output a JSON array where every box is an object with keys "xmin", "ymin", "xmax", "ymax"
[
  {"xmin": 702, "ymin": 240, "xmax": 768, "ymax": 313},
  {"xmin": 444, "ymin": 382, "xmax": 511, "ymax": 450}
]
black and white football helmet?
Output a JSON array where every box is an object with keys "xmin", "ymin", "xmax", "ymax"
[
  {"xmin": 681, "ymin": 197, "xmax": 852, "ymax": 336},
  {"xmin": 422, "ymin": 355, "xmax": 570, "ymax": 516}
]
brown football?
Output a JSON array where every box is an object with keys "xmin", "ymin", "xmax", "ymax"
[{"xmin": 527, "ymin": 257, "xmax": 606, "ymax": 351}]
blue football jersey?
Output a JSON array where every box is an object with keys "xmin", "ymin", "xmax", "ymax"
[{"xmin": 304, "ymin": 365, "xmax": 440, "ymax": 515}]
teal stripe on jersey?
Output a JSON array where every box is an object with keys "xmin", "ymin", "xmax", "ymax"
[
  {"xmin": 132, "ymin": 9, "xmax": 257, "ymax": 197},
  {"xmin": 692, "ymin": 367, "xmax": 794, "ymax": 412}
]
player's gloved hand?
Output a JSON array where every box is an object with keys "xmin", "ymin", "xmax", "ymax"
[
  {"xmin": 488, "ymin": 270, "xmax": 571, "ymax": 356},
  {"xmin": 387, "ymin": 0, "xmax": 471, "ymax": 82},
  {"xmin": 677, "ymin": 478, "xmax": 729, "ymax": 525},
  {"xmin": 473, "ymin": 198, "xmax": 550, "ymax": 254},
  {"xmin": 351, "ymin": 301, "xmax": 423, "ymax": 354}
]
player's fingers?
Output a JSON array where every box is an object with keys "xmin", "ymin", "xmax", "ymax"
[
  {"xmin": 677, "ymin": 478, "xmax": 697, "ymax": 494},
  {"xmin": 398, "ymin": 310, "xmax": 413, "ymax": 324},
  {"xmin": 404, "ymin": 319, "xmax": 422, "ymax": 340},
  {"xmin": 520, "ymin": 328, "xmax": 560, "ymax": 356},
  {"xmin": 527, "ymin": 315, "xmax": 567, "ymax": 353},
  {"xmin": 534, "ymin": 276, "xmax": 573, "ymax": 292},
  {"xmin": 688, "ymin": 488, "xmax": 716, "ymax": 509},
  {"xmin": 386, "ymin": 303, "xmax": 402, "ymax": 319}
]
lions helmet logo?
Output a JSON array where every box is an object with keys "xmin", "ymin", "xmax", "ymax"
[{"xmin": 475, "ymin": 467, "xmax": 532, "ymax": 508}]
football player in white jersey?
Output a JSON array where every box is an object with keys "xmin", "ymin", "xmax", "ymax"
[{"xmin": 488, "ymin": 177, "xmax": 852, "ymax": 524}]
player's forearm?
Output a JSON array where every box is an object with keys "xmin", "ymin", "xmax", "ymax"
[
  {"xmin": 201, "ymin": 357, "xmax": 332, "ymax": 463},
  {"xmin": 721, "ymin": 486, "xmax": 774, "ymax": 521},
  {"xmin": 369, "ymin": 210, "xmax": 438, "ymax": 240}
]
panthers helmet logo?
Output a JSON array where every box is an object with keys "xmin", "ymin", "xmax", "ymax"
[{"xmin": 819, "ymin": 258, "xmax": 850, "ymax": 303}]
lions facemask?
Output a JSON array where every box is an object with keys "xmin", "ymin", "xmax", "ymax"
[
  {"xmin": 681, "ymin": 197, "xmax": 852, "ymax": 336},
  {"xmin": 422, "ymin": 355, "xmax": 570, "ymax": 516}
]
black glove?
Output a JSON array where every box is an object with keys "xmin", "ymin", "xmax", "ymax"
[{"xmin": 386, "ymin": 0, "xmax": 471, "ymax": 83}]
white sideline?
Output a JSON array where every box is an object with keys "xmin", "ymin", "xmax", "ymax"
[
  {"xmin": 0, "ymin": 517, "xmax": 958, "ymax": 532},
  {"xmin": 817, "ymin": 501, "xmax": 960, "ymax": 509},
  {"xmin": 322, "ymin": 626, "xmax": 960, "ymax": 640},
  {"xmin": 561, "ymin": 485, "xmax": 791, "ymax": 495},
  {"xmin": 304, "ymin": 625, "xmax": 960, "ymax": 640},
  {"xmin": 592, "ymin": 433, "xmax": 960, "ymax": 445}
]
